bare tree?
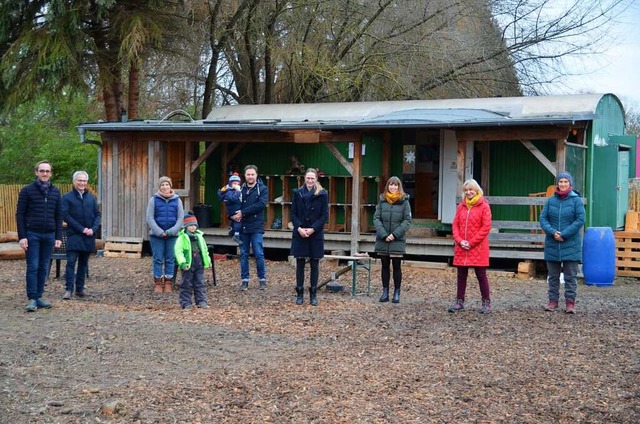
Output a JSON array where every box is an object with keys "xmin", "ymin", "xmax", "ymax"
[
  {"xmin": 191, "ymin": 0, "xmax": 631, "ymax": 115},
  {"xmin": 492, "ymin": 0, "xmax": 634, "ymax": 95},
  {"xmin": 2, "ymin": 0, "xmax": 631, "ymax": 120}
]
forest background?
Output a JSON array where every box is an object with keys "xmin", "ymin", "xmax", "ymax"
[{"xmin": 0, "ymin": 0, "xmax": 638, "ymax": 184}]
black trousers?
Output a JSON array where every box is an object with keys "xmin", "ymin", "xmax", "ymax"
[
  {"xmin": 380, "ymin": 256, "xmax": 402, "ymax": 289},
  {"xmin": 296, "ymin": 258, "xmax": 319, "ymax": 290}
]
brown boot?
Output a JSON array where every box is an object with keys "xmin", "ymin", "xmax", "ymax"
[
  {"xmin": 163, "ymin": 276, "xmax": 173, "ymax": 293},
  {"xmin": 154, "ymin": 277, "xmax": 163, "ymax": 293}
]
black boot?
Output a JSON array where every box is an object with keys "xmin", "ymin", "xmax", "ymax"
[
  {"xmin": 392, "ymin": 287, "xmax": 400, "ymax": 303},
  {"xmin": 295, "ymin": 288, "xmax": 304, "ymax": 305},
  {"xmin": 309, "ymin": 287, "xmax": 318, "ymax": 306},
  {"xmin": 379, "ymin": 287, "xmax": 389, "ymax": 302}
]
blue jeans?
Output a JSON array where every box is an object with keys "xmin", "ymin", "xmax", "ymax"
[
  {"xmin": 240, "ymin": 232, "xmax": 266, "ymax": 282},
  {"xmin": 25, "ymin": 231, "xmax": 55, "ymax": 300},
  {"xmin": 65, "ymin": 250, "xmax": 90, "ymax": 293},
  {"xmin": 149, "ymin": 235, "xmax": 178, "ymax": 278},
  {"xmin": 546, "ymin": 261, "xmax": 579, "ymax": 301}
]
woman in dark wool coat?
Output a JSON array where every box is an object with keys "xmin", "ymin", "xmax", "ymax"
[
  {"xmin": 290, "ymin": 168, "xmax": 329, "ymax": 306},
  {"xmin": 373, "ymin": 176, "xmax": 412, "ymax": 304}
]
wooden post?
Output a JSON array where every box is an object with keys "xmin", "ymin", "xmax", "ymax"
[
  {"xmin": 184, "ymin": 141, "xmax": 193, "ymax": 212},
  {"xmin": 556, "ymin": 138, "xmax": 566, "ymax": 173},
  {"xmin": 457, "ymin": 140, "xmax": 466, "ymax": 197},
  {"xmin": 350, "ymin": 140, "xmax": 362, "ymax": 255}
]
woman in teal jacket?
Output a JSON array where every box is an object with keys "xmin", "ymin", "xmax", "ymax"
[{"xmin": 539, "ymin": 172, "xmax": 585, "ymax": 314}]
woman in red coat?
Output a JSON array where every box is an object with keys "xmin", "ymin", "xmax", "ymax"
[{"xmin": 449, "ymin": 179, "xmax": 492, "ymax": 314}]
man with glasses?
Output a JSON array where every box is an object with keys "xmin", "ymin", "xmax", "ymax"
[
  {"xmin": 62, "ymin": 171, "xmax": 101, "ymax": 300},
  {"xmin": 16, "ymin": 161, "xmax": 63, "ymax": 311}
]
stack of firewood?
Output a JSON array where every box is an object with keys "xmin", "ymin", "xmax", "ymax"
[{"xmin": 0, "ymin": 231, "xmax": 24, "ymax": 260}]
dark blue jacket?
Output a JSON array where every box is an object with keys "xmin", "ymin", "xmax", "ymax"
[
  {"xmin": 62, "ymin": 189, "xmax": 101, "ymax": 252},
  {"xmin": 217, "ymin": 185, "xmax": 242, "ymax": 216},
  {"xmin": 290, "ymin": 187, "xmax": 329, "ymax": 259},
  {"xmin": 539, "ymin": 190, "xmax": 585, "ymax": 262},
  {"xmin": 16, "ymin": 180, "xmax": 63, "ymax": 240},
  {"xmin": 240, "ymin": 179, "xmax": 268, "ymax": 234}
]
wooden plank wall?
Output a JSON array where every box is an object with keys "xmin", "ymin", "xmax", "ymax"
[
  {"xmin": 0, "ymin": 184, "xmax": 95, "ymax": 234},
  {"xmin": 102, "ymin": 138, "xmax": 150, "ymax": 239}
]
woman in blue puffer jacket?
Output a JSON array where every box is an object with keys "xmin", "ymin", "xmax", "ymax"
[
  {"xmin": 146, "ymin": 176, "xmax": 184, "ymax": 294},
  {"xmin": 539, "ymin": 172, "xmax": 585, "ymax": 314}
]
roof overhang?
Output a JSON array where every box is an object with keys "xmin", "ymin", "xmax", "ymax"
[{"xmin": 77, "ymin": 93, "xmax": 608, "ymax": 138}]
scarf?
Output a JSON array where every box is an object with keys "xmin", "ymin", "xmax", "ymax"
[
  {"xmin": 36, "ymin": 179, "xmax": 50, "ymax": 196},
  {"xmin": 385, "ymin": 191, "xmax": 403, "ymax": 204},
  {"xmin": 158, "ymin": 189, "xmax": 174, "ymax": 199},
  {"xmin": 464, "ymin": 193, "xmax": 482, "ymax": 209},
  {"xmin": 556, "ymin": 186, "xmax": 572, "ymax": 199}
]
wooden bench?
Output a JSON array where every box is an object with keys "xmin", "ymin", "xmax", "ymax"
[
  {"xmin": 489, "ymin": 220, "xmax": 545, "ymax": 244},
  {"xmin": 320, "ymin": 254, "xmax": 372, "ymax": 296}
]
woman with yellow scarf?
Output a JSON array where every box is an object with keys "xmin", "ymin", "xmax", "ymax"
[
  {"xmin": 373, "ymin": 176, "xmax": 412, "ymax": 303},
  {"xmin": 449, "ymin": 179, "xmax": 492, "ymax": 314}
]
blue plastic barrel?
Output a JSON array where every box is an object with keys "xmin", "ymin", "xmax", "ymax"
[{"xmin": 582, "ymin": 227, "xmax": 616, "ymax": 286}]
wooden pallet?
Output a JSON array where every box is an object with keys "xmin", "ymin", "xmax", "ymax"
[
  {"xmin": 104, "ymin": 236, "xmax": 143, "ymax": 258},
  {"xmin": 614, "ymin": 231, "xmax": 640, "ymax": 277}
]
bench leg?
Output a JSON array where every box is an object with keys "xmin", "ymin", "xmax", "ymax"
[
  {"xmin": 351, "ymin": 262, "xmax": 357, "ymax": 296},
  {"xmin": 366, "ymin": 259, "xmax": 371, "ymax": 296}
]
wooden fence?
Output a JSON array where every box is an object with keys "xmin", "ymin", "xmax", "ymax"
[
  {"xmin": 0, "ymin": 184, "xmax": 95, "ymax": 234},
  {"xmin": 1, "ymin": 184, "xmax": 204, "ymax": 235}
]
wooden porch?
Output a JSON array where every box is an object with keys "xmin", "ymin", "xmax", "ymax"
[{"xmin": 200, "ymin": 227, "xmax": 545, "ymax": 260}]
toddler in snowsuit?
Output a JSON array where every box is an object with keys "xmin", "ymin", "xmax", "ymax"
[
  {"xmin": 218, "ymin": 173, "xmax": 243, "ymax": 245},
  {"xmin": 174, "ymin": 214, "xmax": 211, "ymax": 309}
]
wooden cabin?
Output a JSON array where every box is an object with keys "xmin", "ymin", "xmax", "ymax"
[{"xmin": 77, "ymin": 94, "xmax": 636, "ymax": 261}]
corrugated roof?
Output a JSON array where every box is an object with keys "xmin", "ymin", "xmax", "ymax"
[{"xmin": 77, "ymin": 93, "xmax": 613, "ymax": 133}]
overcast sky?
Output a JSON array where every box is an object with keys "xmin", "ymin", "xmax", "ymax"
[{"xmin": 557, "ymin": 2, "xmax": 640, "ymax": 110}]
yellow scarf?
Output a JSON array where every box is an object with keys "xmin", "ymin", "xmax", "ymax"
[
  {"xmin": 385, "ymin": 191, "xmax": 403, "ymax": 204},
  {"xmin": 465, "ymin": 193, "xmax": 482, "ymax": 209}
]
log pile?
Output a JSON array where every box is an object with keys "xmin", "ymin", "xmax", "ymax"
[{"xmin": 0, "ymin": 231, "xmax": 24, "ymax": 260}]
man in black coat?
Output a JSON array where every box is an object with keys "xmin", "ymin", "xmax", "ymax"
[
  {"xmin": 62, "ymin": 171, "xmax": 101, "ymax": 299},
  {"xmin": 16, "ymin": 161, "xmax": 63, "ymax": 312}
]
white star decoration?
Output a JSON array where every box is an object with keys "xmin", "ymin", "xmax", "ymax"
[{"xmin": 404, "ymin": 150, "xmax": 415, "ymax": 164}]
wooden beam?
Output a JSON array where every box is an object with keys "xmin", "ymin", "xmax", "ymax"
[
  {"xmin": 227, "ymin": 142, "xmax": 246, "ymax": 163},
  {"xmin": 100, "ymin": 129, "xmax": 361, "ymax": 144},
  {"xmin": 288, "ymin": 130, "xmax": 320, "ymax": 143},
  {"xmin": 324, "ymin": 143, "xmax": 353, "ymax": 175},
  {"xmin": 456, "ymin": 126, "xmax": 573, "ymax": 142},
  {"xmin": 220, "ymin": 144, "xmax": 229, "ymax": 224},
  {"xmin": 191, "ymin": 141, "xmax": 219, "ymax": 173},
  {"xmin": 382, "ymin": 130, "xmax": 391, "ymax": 194},
  {"xmin": 184, "ymin": 141, "xmax": 193, "ymax": 211},
  {"xmin": 520, "ymin": 140, "xmax": 556, "ymax": 176},
  {"xmin": 350, "ymin": 140, "xmax": 362, "ymax": 255},
  {"xmin": 556, "ymin": 139, "xmax": 566, "ymax": 173},
  {"xmin": 478, "ymin": 142, "xmax": 490, "ymax": 193},
  {"xmin": 456, "ymin": 140, "xmax": 466, "ymax": 196}
]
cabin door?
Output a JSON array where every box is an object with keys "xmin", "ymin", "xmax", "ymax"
[
  {"xmin": 413, "ymin": 130, "xmax": 440, "ymax": 219},
  {"xmin": 166, "ymin": 142, "xmax": 186, "ymax": 189},
  {"xmin": 617, "ymin": 149, "xmax": 630, "ymax": 229}
]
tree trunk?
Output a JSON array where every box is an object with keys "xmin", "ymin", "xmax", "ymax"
[{"xmin": 127, "ymin": 59, "xmax": 140, "ymax": 120}]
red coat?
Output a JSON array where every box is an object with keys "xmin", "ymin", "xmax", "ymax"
[{"xmin": 452, "ymin": 197, "xmax": 492, "ymax": 267}]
